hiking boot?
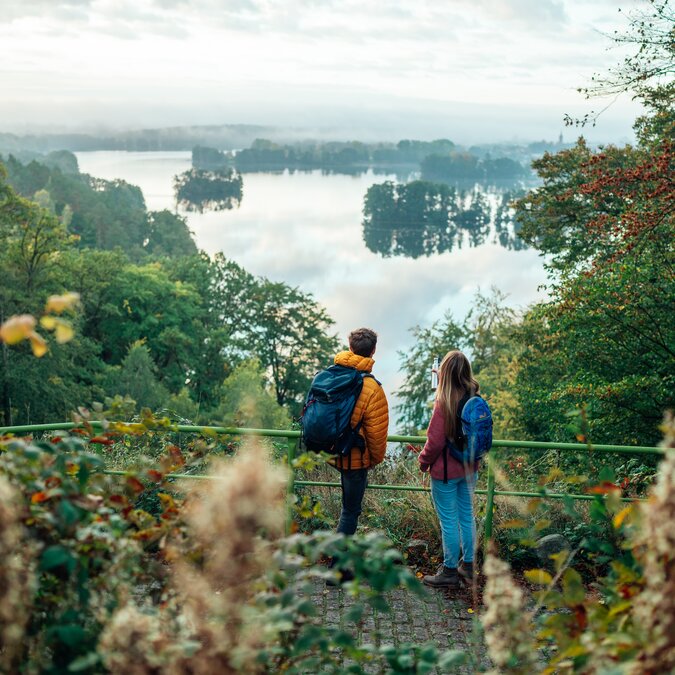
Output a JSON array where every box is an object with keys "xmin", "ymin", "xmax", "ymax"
[
  {"xmin": 458, "ymin": 561, "xmax": 475, "ymax": 584},
  {"xmin": 423, "ymin": 565, "xmax": 460, "ymax": 589}
]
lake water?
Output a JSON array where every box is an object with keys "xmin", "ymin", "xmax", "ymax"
[{"xmin": 76, "ymin": 151, "xmax": 548, "ymax": 414}]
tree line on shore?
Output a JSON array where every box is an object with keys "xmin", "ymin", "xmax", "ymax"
[{"xmin": 190, "ymin": 137, "xmax": 535, "ymax": 179}]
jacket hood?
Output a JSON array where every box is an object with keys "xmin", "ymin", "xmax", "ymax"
[{"xmin": 334, "ymin": 350, "xmax": 374, "ymax": 373}]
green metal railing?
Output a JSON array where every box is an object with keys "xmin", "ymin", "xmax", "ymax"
[{"xmin": 0, "ymin": 422, "xmax": 665, "ymax": 543}]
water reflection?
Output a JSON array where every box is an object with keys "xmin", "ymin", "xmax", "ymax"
[{"xmin": 362, "ymin": 180, "xmax": 528, "ymax": 258}]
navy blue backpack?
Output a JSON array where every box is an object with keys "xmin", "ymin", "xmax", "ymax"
[
  {"xmin": 300, "ymin": 365, "xmax": 372, "ymax": 456},
  {"xmin": 447, "ymin": 394, "xmax": 493, "ymax": 465}
]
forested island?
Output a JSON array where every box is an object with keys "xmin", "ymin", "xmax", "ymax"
[
  {"xmin": 174, "ymin": 167, "xmax": 243, "ymax": 212},
  {"xmin": 188, "ymin": 137, "xmax": 538, "ymax": 179},
  {"xmin": 362, "ymin": 181, "xmax": 526, "ymax": 257}
]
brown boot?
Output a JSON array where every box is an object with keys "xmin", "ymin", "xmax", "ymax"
[
  {"xmin": 458, "ymin": 561, "xmax": 475, "ymax": 584},
  {"xmin": 423, "ymin": 565, "xmax": 460, "ymax": 589}
]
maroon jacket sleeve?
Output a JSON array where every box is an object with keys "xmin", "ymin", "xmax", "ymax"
[{"xmin": 418, "ymin": 403, "xmax": 446, "ymax": 470}]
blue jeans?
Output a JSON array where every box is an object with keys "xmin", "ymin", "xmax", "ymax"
[
  {"xmin": 336, "ymin": 467, "xmax": 368, "ymax": 535},
  {"xmin": 430, "ymin": 474, "xmax": 477, "ymax": 568}
]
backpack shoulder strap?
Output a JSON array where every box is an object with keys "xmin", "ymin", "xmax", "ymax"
[{"xmin": 362, "ymin": 372, "xmax": 381, "ymax": 386}]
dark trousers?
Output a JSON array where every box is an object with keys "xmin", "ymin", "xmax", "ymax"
[{"xmin": 336, "ymin": 467, "xmax": 368, "ymax": 535}]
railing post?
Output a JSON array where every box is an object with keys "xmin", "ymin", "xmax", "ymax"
[
  {"xmin": 286, "ymin": 437, "xmax": 297, "ymax": 536},
  {"xmin": 483, "ymin": 458, "xmax": 496, "ymax": 552}
]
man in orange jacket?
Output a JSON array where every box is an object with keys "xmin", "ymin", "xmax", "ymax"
[{"xmin": 330, "ymin": 327, "xmax": 389, "ymax": 536}]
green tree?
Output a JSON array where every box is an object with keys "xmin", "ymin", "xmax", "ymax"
[
  {"xmin": 510, "ymin": 2, "xmax": 674, "ymax": 445},
  {"xmin": 109, "ymin": 341, "xmax": 170, "ymax": 411},
  {"xmin": 144, "ymin": 210, "xmax": 197, "ymax": 257},
  {"xmin": 240, "ymin": 279, "xmax": 339, "ymax": 413},
  {"xmin": 395, "ymin": 312, "xmax": 465, "ymax": 433},
  {"xmin": 211, "ymin": 359, "xmax": 291, "ymax": 429},
  {"xmin": 0, "ymin": 167, "xmax": 84, "ymax": 425},
  {"xmin": 395, "ymin": 289, "xmax": 521, "ymax": 435}
]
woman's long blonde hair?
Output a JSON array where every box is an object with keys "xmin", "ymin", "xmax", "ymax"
[{"xmin": 436, "ymin": 350, "xmax": 479, "ymax": 441}]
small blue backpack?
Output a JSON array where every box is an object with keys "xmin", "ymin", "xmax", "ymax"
[{"xmin": 447, "ymin": 395, "xmax": 493, "ymax": 465}]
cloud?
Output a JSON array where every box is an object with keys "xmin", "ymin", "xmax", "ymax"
[
  {"xmin": 2, "ymin": 0, "xmax": 93, "ymax": 22},
  {"xmin": 0, "ymin": 0, "xmax": 566, "ymax": 38},
  {"xmin": 0, "ymin": 0, "xmax": 643, "ymax": 138}
]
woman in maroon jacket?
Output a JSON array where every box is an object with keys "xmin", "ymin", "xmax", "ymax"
[{"xmin": 418, "ymin": 350, "xmax": 479, "ymax": 588}]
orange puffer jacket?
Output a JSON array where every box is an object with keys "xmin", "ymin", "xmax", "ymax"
[{"xmin": 330, "ymin": 350, "xmax": 389, "ymax": 470}]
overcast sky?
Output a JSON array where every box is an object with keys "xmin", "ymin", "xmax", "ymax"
[{"xmin": 1, "ymin": 0, "xmax": 643, "ymax": 143}]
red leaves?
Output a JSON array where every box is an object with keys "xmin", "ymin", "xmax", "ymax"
[
  {"xmin": 126, "ymin": 476, "xmax": 145, "ymax": 494},
  {"xmin": 573, "ymin": 605, "xmax": 588, "ymax": 631},
  {"xmin": 168, "ymin": 444, "xmax": 185, "ymax": 468},
  {"xmin": 585, "ymin": 481, "xmax": 622, "ymax": 495},
  {"xmin": 160, "ymin": 444, "xmax": 185, "ymax": 474},
  {"xmin": 89, "ymin": 436, "xmax": 114, "ymax": 446},
  {"xmin": 579, "ymin": 140, "xmax": 673, "ymax": 258},
  {"xmin": 109, "ymin": 494, "xmax": 129, "ymax": 507}
]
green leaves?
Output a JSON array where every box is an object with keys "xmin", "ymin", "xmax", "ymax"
[
  {"xmin": 40, "ymin": 545, "xmax": 76, "ymax": 574},
  {"xmin": 562, "ymin": 568, "xmax": 585, "ymax": 606}
]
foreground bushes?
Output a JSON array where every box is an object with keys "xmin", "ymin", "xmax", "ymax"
[
  {"xmin": 0, "ymin": 412, "xmax": 673, "ymax": 673},
  {"xmin": 0, "ymin": 420, "xmax": 463, "ymax": 674}
]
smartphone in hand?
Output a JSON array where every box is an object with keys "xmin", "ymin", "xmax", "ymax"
[{"xmin": 431, "ymin": 356, "xmax": 439, "ymax": 389}]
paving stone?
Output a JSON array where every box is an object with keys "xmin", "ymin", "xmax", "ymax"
[{"xmin": 307, "ymin": 572, "xmax": 490, "ymax": 672}]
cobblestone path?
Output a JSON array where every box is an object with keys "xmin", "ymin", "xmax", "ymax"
[{"xmin": 310, "ymin": 579, "xmax": 489, "ymax": 673}]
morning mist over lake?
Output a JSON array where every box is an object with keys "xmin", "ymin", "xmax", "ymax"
[{"xmin": 0, "ymin": 0, "xmax": 650, "ymax": 414}]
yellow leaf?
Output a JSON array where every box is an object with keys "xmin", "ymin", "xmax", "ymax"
[
  {"xmin": 41, "ymin": 316, "xmax": 75, "ymax": 343},
  {"xmin": 524, "ymin": 569, "xmax": 553, "ymax": 585},
  {"xmin": 29, "ymin": 332, "xmax": 48, "ymax": 357},
  {"xmin": 607, "ymin": 600, "xmax": 633, "ymax": 618},
  {"xmin": 550, "ymin": 550, "xmax": 569, "ymax": 571},
  {"xmin": 534, "ymin": 519, "xmax": 552, "ymax": 531},
  {"xmin": 526, "ymin": 498, "xmax": 542, "ymax": 514},
  {"xmin": 0, "ymin": 314, "xmax": 36, "ymax": 344},
  {"xmin": 545, "ymin": 467, "xmax": 564, "ymax": 482},
  {"xmin": 613, "ymin": 505, "xmax": 633, "ymax": 529},
  {"xmin": 559, "ymin": 644, "xmax": 588, "ymax": 658},
  {"xmin": 565, "ymin": 475, "xmax": 589, "ymax": 484},
  {"xmin": 45, "ymin": 292, "xmax": 80, "ymax": 314},
  {"xmin": 54, "ymin": 320, "xmax": 74, "ymax": 344},
  {"xmin": 40, "ymin": 315, "xmax": 57, "ymax": 330}
]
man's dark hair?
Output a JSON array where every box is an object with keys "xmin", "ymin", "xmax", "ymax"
[{"xmin": 348, "ymin": 328, "xmax": 378, "ymax": 357}]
